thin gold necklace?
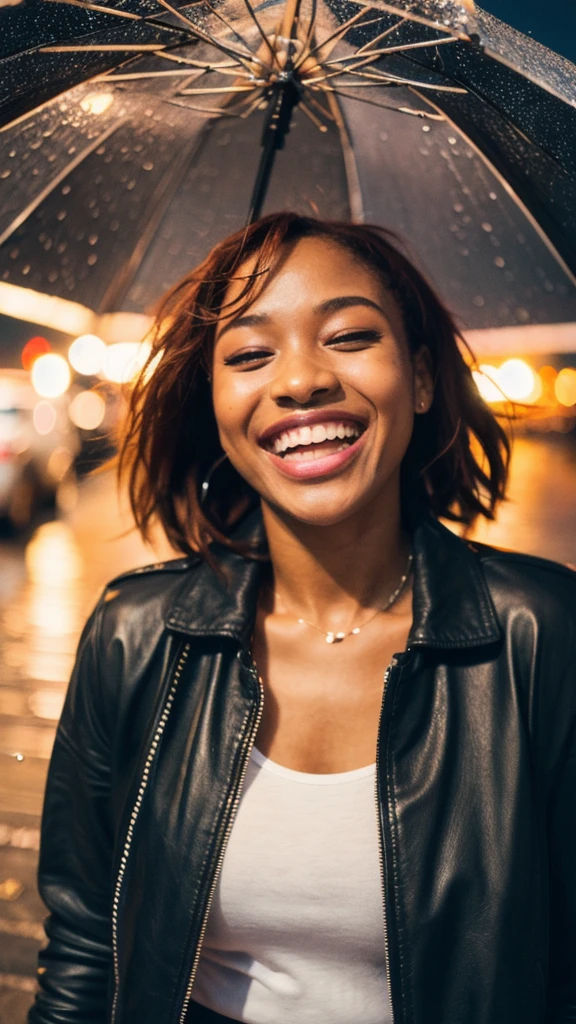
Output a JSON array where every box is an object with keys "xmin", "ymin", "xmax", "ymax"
[{"xmin": 282, "ymin": 550, "xmax": 414, "ymax": 644}]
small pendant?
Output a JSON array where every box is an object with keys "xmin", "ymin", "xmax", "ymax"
[{"xmin": 326, "ymin": 631, "xmax": 346, "ymax": 644}]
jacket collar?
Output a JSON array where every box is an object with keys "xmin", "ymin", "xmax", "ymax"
[{"xmin": 166, "ymin": 508, "xmax": 501, "ymax": 649}]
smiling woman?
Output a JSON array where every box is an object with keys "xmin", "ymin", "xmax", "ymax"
[
  {"xmin": 30, "ymin": 213, "xmax": 576, "ymax": 1024},
  {"xmin": 120, "ymin": 213, "xmax": 509, "ymax": 561}
]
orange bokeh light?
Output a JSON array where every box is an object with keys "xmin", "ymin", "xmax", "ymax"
[{"xmin": 21, "ymin": 336, "xmax": 51, "ymax": 372}]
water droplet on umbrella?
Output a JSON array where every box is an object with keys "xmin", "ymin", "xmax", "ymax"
[
  {"xmin": 422, "ymin": 125, "xmax": 430, "ymax": 133},
  {"xmin": 544, "ymin": 280, "xmax": 554, "ymax": 292},
  {"xmin": 460, "ymin": 248, "xmax": 469, "ymax": 256},
  {"xmin": 62, "ymin": 185, "xmax": 71, "ymax": 195},
  {"xmin": 482, "ymin": 222, "xmax": 492, "ymax": 232},
  {"xmin": 517, "ymin": 233, "xmax": 526, "ymax": 244},
  {"xmin": 88, "ymin": 234, "xmax": 98, "ymax": 246},
  {"xmin": 473, "ymin": 295, "xmax": 485, "ymax": 307},
  {"xmin": 380, "ymin": 131, "xmax": 389, "ymax": 141},
  {"xmin": 8, "ymin": 150, "xmax": 15, "ymax": 158},
  {"xmin": 494, "ymin": 256, "xmax": 505, "ymax": 268},
  {"xmin": 127, "ymin": 180, "xmax": 136, "ymax": 191},
  {"xmin": 57, "ymin": 211, "xmax": 66, "ymax": 221},
  {"xmin": 453, "ymin": 202, "xmax": 464, "ymax": 213},
  {"xmin": 516, "ymin": 307, "xmax": 529, "ymax": 322},
  {"xmin": 0, "ymin": 169, "xmax": 11, "ymax": 179},
  {"xmin": 143, "ymin": 161, "xmax": 154, "ymax": 171},
  {"xmin": 56, "ymin": 242, "xmax": 67, "ymax": 254},
  {"xmin": 448, "ymin": 136, "xmax": 457, "ymax": 145},
  {"xmin": 29, "ymin": 139, "xmax": 42, "ymax": 150},
  {"xmin": 110, "ymin": 220, "xmax": 120, "ymax": 232},
  {"xmin": 87, "ymin": 254, "xmax": 98, "ymax": 266},
  {"xmin": 68, "ymin": 147, "xmax": 76, "ymax": 155},
  {"xmin": 489, "ymin": 191, "xmax": 497, "ymax": 200},
  {"xmin": 48, "ymin": 270, "xmax": 58, "ymax": 283},
  {"xmin": 9, "ymin": 248, "xmax": 19, "ymax": 260},
  {"xmin": 22, "ymin": 265, "xmax": 30, "ymax": 275},
  {"xmin": 96, "ymin": 146, "xmax": 106, "ymax": 156},
  {"xmin": 43, "ymin": 239, "xmax": 53, "ymax": 251}
]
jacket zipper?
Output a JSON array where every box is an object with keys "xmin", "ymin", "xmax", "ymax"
[
  {"xmin": 177, "ymin": 657, "xmax": 264, "ymax": 1024},
  {"xmin": 375, "ymin": 656, "xmax": 398, "ymax": 1024},
  {"xmin": 110, "ymin": 641, "xmax": 191, "ymax": 1024}
]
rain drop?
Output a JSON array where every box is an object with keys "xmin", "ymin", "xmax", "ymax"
[
  {"xmin": 87, "ymin": 254, "xmax": 98, "ymax": 266},
  {"xmin": 120, "ymin": 146, "xmax": 129, "ymax": 154},
  {"xmin": 143, "ymin": 161, "xmax": 154, "ymax": 171},
  {"xmin": 96, "ymin": 146, "xmax": 106, "ymax": 156},
  {"xmin": 421, "ymin": 125, "xmax": 430, "ymax": 133},
  {"xmin": 22, "ymin": 265, "xmax": 30, "ymax": 275},
  {"xmin": 380, "ymin": 131, "xmax": 389, "ymax": 141},
  {"xmin": 56, "ymin": 211, "xmax": 67, "ymax": 221},
  {"xmin": 29, "ymin": 139, "xmax": 42, "ymax": 150},
  {"xmin": 8, "ymin": 150, "xmax": 15, "ymax": 158},
  {"xmin": 494, "ymin": 256, "xmax": 505, "ymax": 268},
  {"xmin": 88, "ymin": 234, "xmax": 98, "ymax": 246},
  {"xmin": 448, "ymin": 136, "xmax": 457, "ymax": 145},
  {"xmin": 0, "ymin": 169, "xmax": 11, "ymax": 179},
  {"xmin": 110, "ymin": 220, "xmax": 120, "ymax": 232},
  {"xmin": 544, "ymin": 281, "xmax": 554, "ymax": 293},
  {"xmin": 453, "ymin": 202, "xmax": 464, "ymax": 213},
  {"xmin": 489, "ymin": 191, "xmax": 497, "ymax": 200},
  {"xmin": 127, "ymin": 180, "xmax": 136, "ymax": 191},
  {"xmin": 516, "ymin": 307, "xmax": 529, "ymax": 322},
  {"xmin": 473, "ymin": 295, "xmax": 485, "ymax": 308},
  {"xmin": 48, "ymin": 153, "xmax": 56, "ymax": 163},
  {"xmin": 56, "ymin": 242, "xmax": 67, "ymax": 254},
  {"xmin": 62, "ymin": 184, "xmax": 71, "ymax": 195},
  {"xmin": 43, "ymin": 239, "xmax": 53, "ymax": 251},
  {"xmin": 68, "ymin": 147, "xmax": 76, "ymax": 155},
  {"xmin": 48, "ymin": 270, "xmax": 59, "ymax": 283},
  {"xmin": 460, "ymin": 248, "xmax": 469, "ymax": 256},
  {"xmin": 517, "ymin": 233, "xmax": 526, "ymax": 244},
  {"xmin": 9, "ymin": 248, "xmax": 19, "ymax": 260},
  {"xmin": 481, "ymin": 222, "xmax": 493, "ymax": 233}
]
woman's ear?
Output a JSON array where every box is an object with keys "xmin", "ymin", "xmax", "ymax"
[{"xmin": 413, "ymin": 345, "xmax": 434, "ymax": 414}]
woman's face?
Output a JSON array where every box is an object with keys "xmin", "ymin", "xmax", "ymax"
[{"xmin": 212, "ymin": 237, "xmax": 433, "ymax": 527}]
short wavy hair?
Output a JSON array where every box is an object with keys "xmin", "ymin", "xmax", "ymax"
[{"xmin": 119, "ymin": 212, "xmax": 510, "ymax": 560}]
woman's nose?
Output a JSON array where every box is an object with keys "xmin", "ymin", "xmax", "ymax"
[{"xmin": 269, "ymin": 353, "xmax": 342, "ymax": 407}]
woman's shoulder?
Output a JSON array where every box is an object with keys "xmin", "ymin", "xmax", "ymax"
[
  {"xmin": 468, "ymin": 538, "xmax": 576, "ymax": 627},
  {"xmin": 96, "ymin": 554, "xmax": 203, "ymax": 630}
]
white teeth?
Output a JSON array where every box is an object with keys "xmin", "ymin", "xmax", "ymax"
[{"xmin": 269, "ymin": 421, "xmax": 362, "ymax": 455}]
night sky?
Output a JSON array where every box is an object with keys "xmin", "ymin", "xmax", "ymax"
[{"xmin": 480, "ymin": 0, "xmax": 576, "ymax": 63}]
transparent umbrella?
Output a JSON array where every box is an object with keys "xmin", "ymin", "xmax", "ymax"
[{"xmin": 0, "ymin": 0, "xmax": 575, "ymax": 335}]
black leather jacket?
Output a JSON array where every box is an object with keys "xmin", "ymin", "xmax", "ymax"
[{"xmin": 29, "ymin": 511, "xmax": 576, "ymax": 1024}]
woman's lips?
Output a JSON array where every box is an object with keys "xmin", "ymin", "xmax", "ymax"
[{"xmin": 262, "ymin": 429, "xmax": 368, "ymax": 480}]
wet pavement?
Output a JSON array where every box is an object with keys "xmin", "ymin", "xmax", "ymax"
[{"xmin": 0, "ymin": 434, "xmax": 575, "ymax": 1021}]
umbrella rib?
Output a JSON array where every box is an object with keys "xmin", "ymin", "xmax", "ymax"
[
  {"xmin": 335, "ymin": 0, "xmax": 473, "ymax": 40},
  {"xmin": 201, "ymin": 0, "xmax": 262, "ymax": 64},
  {"xmin": 152, "ymin": 50, "xmax": 241, "ymax": 70},
  {"xmin": 297, "ymin": 7, "xmax": 375, "ymax": 66},
  {"xmin": 44, "ymin": 0, "xmax": 142, "ymax": 19},
  {"xmin": 239, "ymin": 0, "xmax": 279, "ymax": 67},
  {"xmin": 323, "ymin": 33, "xmax": 458, "ymax": 67},
  {"xmin": 0, "ymin": 121, "xmax": 123, "ymax": 249},
  {"xmin": 305, "ymin": 91, "xmax": 336, "ymax": 122},
  {"xmin": 178, "ymin": 85, "xmax": 256, "ymax": 94},
  {"xmin": 152, "ymin": 0, "xmax": 265, "ymax": 72},
  {"xmin": 408, "ymin": 87, "xmax": 576, "ymax": 285},
  {"xmin": 299, "ymin": 99, "xmax": 328, "ymax": 131},
  {"xmin": 40, "ymin": 44, "xmax": 172, "ymax": 51},
  {"xmin": 320, "ymin": 83, "xmax": 444, "ymax": 117},
  {"xmin": 309, "ymin": 75, "xmax": 466, "ymax": 93},
  {"xmin": 351, "ymin": 16, "xmax": 406, "ymax": 58}
]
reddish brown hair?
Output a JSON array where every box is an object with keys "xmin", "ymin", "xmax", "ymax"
[{"xmin": 119, "ymin": 212, "xmax": 510, "ymax": 560}]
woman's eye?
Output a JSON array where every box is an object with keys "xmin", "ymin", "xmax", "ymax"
[
  {"xmin": 223, "ymin": 349, "xmax": 272, "ymax": 368},
  {"xmin": 326, "ymin": 330, "xmax": 382, "ymax": 348}
]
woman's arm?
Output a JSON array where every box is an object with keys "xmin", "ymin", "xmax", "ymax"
[{"xmin": 28, "ymin": 598, "xmax": 115, "ymax": 1024}]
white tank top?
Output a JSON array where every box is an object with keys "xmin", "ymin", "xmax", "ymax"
[{"xmin": 193, "ymin": 745, "xmax": 392, "ymax": 1024}]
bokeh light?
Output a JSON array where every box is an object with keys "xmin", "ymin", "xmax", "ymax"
[
  {"xmin": 80, "ymin": 92, "xmax": 114, "ymax": 115},
  {"xmin": 31, "ymin": 354, "xmax": 71, "ymax": 398},
  {"xmin": 68, "ymin": 334, "xmax": 107, "ymax": 376},
  {"xmin": 103, "ymin": 341, "xmax": 151, "ymax": 384},
  {"xmin": 68, "ymin": 389, "xmax": 106, "ymax": 430},
  {"xmin": 21, "ymin": 336, "xmax": 51, "ymax": 372},
  {"xmin": 554, "ymin": 368, "xmax": 576, "ymax": 408},
  {"xmin": 498, "ymin": 359, "xmax": 537, "ymax": 402},
  {"xmin": 473, "ymin": 365, "xmax": 503, "ymax": 403},
  {"xmin": 33, "ymin": 401, "xmax": 57, "ymax": 436}
]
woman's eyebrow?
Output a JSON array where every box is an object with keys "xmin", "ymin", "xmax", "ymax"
[
  {"xmin": 217, "ymin": 296, "xmax": 386, "ymax": 341},
  {"xmin": 314, "ymin": 296, "xmax": 386, "ymax": 316}
]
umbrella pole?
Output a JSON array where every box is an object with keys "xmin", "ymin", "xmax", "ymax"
[{"xmin": 247, "ymin": 79, "xmax": 300, "ymax": 223}]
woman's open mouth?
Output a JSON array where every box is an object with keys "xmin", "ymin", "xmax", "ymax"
[{"xmin": 260, "ymin": 418, "xmax": 367, "ymax": 479}]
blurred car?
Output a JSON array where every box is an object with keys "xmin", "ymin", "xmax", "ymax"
[{"xmin": 0, "ymin": 369, "xmax": 80, "ymax": 530}]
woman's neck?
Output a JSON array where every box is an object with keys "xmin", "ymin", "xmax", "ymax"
[{"xmin": 260, "ymin": 490, "xmax": 411, "ymax": 628}]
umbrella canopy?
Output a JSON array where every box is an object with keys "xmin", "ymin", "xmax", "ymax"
[{"xmin": 0, "ymin": 0, "xmax": 575, "ymax": 336}]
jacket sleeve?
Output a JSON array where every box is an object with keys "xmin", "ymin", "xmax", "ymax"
[
  {"xmin": 546, "ymin": 655, "xmax": 576, "ymax": 1021},
  {"xmin": 28, "ymin": 597, "xmax": 115, "ymax": 1024}
]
